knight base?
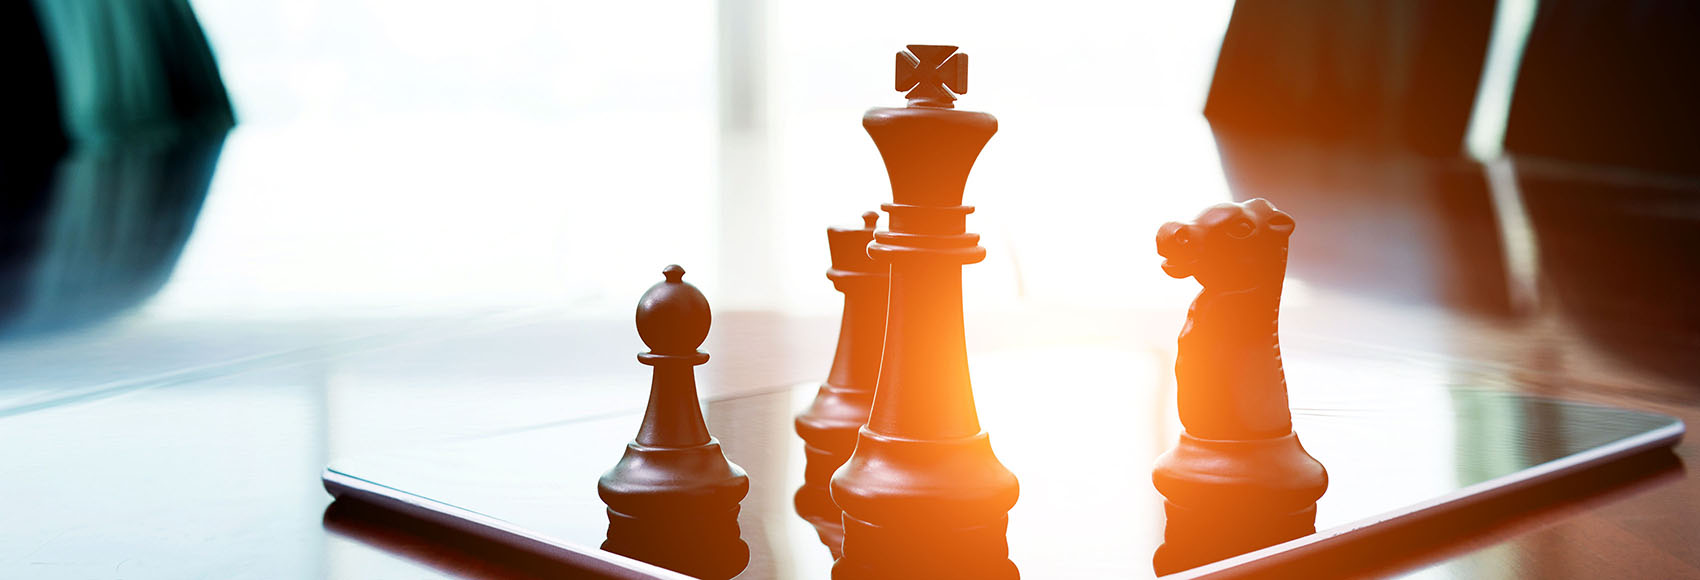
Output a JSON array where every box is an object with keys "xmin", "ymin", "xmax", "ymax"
[
  {"xmin": 1152, "ymin": 431, "xmax": 1328, "ymax": 512},
  {"xmin": 1153, "ymin": 501, "xmax": 1317, "ymax": 575}
]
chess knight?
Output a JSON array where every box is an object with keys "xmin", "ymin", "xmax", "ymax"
[{"xmin": 1152, "ymin": 199, "xmax": 1328, "ymax": 571}]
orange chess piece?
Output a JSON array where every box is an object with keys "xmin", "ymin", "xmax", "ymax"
[
  {"xmin": 829, "ymin": 45, "xmax": 1019, "ymax": 580},
  {"xmin": 1152, "ymin": 200, "xmax": 1328, "ymax": 573}
]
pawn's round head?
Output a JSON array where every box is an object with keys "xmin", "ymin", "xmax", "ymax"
[
  {"xmin": 1156, "ymin": 198, "xmax": 1295, "ymax": 290},
  {"xmin": 636, "ymin": 265, "xmax": 712, "ymax": 355}
]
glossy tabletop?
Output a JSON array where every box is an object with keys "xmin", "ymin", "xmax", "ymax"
[
  {"xmin": 5, "ymin": 123, "xmax": 1700, "ymax": 578},
  {"xmin": 325, "ymin": 334, "xmax": 1683, "ymax": 579},
  {"xmin": 5, "ymin": 5, "xmax": 1700, "ymax": 575}
]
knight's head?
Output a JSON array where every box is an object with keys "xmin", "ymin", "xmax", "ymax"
[{"xmin": 1156, "ymin": 198, "xmax": 1295, "ymax": 290}]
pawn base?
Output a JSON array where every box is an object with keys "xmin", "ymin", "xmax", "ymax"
[
  {"xmin": 597, "ymin": 438, "xmax": 749, "ymax": 517},
  {"xmin": 603, "ymin": 507, "xmax": 749, "ymax": 580}
]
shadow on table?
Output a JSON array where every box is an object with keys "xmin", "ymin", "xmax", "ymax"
[
  {"xmin": 1185, "ymin": 449, "xmax": 1684, "ymax": 579},
  {"xmin": 323, "ymin": 500, "xmax": 606, "ymax": 580},
  {"xmin": 1212, "ymin": 130, "xmax": 1513, "ymax": 316},
  {"xmin": 1517, "ymin": 162, "xmax": 1700, "ymax": 386}
]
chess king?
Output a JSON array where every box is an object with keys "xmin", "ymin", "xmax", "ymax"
[
  {"xmin": 1151, "ymin": 199, "xmax": 1328, "ymax": 571},
  {"xmin": 829, "ymin": 45, "xmax": 1020, "ymax": 579}
]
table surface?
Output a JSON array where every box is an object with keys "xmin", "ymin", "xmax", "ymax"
[
  {"xmin": 324, "ymin": 333, "xmax": 1685, "ymax": 580},
  {"xmin": 3, "ymin": 103, "xmax": 1699, "ymax": 579}
]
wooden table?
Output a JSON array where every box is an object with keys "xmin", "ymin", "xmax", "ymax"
[{"xmin": 1, "ymin": 122, "xmax": 1696, "ymax": 579}]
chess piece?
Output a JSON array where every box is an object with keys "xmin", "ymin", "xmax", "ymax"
[
  {"xmin": 1150, "ymin": 199, "xmax": 1327, "ymax": 572},
  {"xmin": 829, "ymin": 45, "xmax": 1020, "ymax": 580},
  {"xmin": 795, "ymin": 211, "xmax": 888, "ymax": 557},
  {"xmin": 598, "ymin": 265, "xmax": 750, "ymax": 580}
]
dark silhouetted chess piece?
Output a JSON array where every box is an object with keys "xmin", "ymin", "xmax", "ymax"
[
  {"xmin": 795, "ymin": 211, "xmax": 888, "ymax": 558},
  {"xmin": 598, "ymin": 265, "xmax": 749, "ymax": 580},
  {"xmin": 829, "ymin": 45, "xmax": 1020, "ymax": 580},
  {"xmin": 1151, "ymin": 199, "xmax": 1327, "ymax": 573}
]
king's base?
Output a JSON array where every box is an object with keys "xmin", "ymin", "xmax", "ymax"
[
  {"xmin": 832, "ymin": 513, "xmax": 1018, "ymax": 580},
  {"xmin": 1153, "ymin": 500, "xmax": 1317, "ymax": 575},
  {"xmin": 829, "ymin": 429, "xmax": 1020, "ymax": 523},
  {"xmin": 601, "ymin": 507, "xmax": 749, "ymax": 580},
  {"xmin": 794, "ymin": 482, "xmax": 846, "ymax": 558}
]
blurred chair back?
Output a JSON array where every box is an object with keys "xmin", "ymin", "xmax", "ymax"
[
  {"xmin": 5, "ymin": 0, "xmax": 67, "ymax": 154},
  {"xmin": 1, "ymin": 0, "xmax": 232, "ymax": 338},
  {"xmin": 28, "ymin": 0, "xmax": 235, "ymax": 142},
  {"xmin": 1503, "ymin": 1, "xmax": 1700, "ymax": 176},
  {"xmin": 1204, "ymin": 1, "xmax": 1497, "ymax": 155}
]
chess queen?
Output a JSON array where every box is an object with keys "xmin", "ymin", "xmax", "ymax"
[{"xmin": 794, "ymin": 211, "xmax": 887, "ymax": 557}]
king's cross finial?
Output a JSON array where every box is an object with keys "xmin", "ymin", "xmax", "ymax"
[{"xmin": 896, "ymin": 44, "xmax": 967, "ymax": 108}]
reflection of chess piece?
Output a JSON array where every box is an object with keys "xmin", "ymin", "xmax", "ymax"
[
  {"xmin": 1151, "ymin": 199, "xmax": 1327, "ymax": 573},
  {"xmin": 598, "ymin": 265, "xmax": 750, "ymax": 580},
  {"xmin": 795, "ymin": 211, "xmax": 887, "ymax": 557},
  {"xmin": 1154, "ymin": 498, "xmax": 1318, "ymax": 574},
  {"xmin": 830, "ymin": 45, "xmax": 1020, "ymax": 580}
]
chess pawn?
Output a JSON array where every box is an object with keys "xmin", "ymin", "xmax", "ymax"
[
  {"xmin": 1151, "ymin": 199, "xmax": 1327, "ymax": 570},
  {"xmin": 794, "ymin": 211, "xmax": 888, "ymax": 557},
  {"xmin": 598, "ymin": 265, "xmax": 750, "ymax": 580},
  {"xmin": 830, "ymin": 45, "xmax": 1019, "ymax": 580}
]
